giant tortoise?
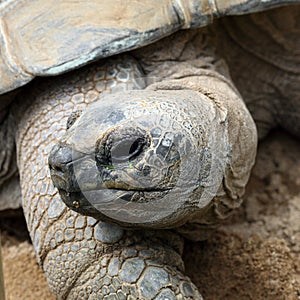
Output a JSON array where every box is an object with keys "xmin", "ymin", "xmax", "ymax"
[{"xmin": 0, "ymin": 0, "xmax": 299, "ymax": 299}]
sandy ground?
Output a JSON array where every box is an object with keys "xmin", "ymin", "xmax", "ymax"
[{"xmin": 1, "ymin": 130, "xmax": 300, "ymax": 299}]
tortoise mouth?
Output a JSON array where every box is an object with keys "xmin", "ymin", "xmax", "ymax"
[
  {"xmin": 49, "ymin": 143, "xmax": 187, "ymax": 227},
  {"xmin": 56, "ymin": 177, "xmax": 171, "ymax": 203},
  {"xmin": 56, "ymin": 185, "xmax": 175, "ymax": 227},
  {"xmin": 49, "ymin": 140, "xmax": 174, "ymax": 226},
  {"xmin": 51, "ymin": 165, "xmax": 170, "ymax": 194},
  {"xmin": 58, "ymin": 189, "xmax": 100, "ymax": 217},
  {"xmin": 57, "ymin": 187, "xmax": 134, "ymax": 218}
]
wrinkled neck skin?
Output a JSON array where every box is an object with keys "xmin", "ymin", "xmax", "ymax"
[
  {"xmin": 12, "ymin": 28, "xmax": 256, "ymax": 298},
  {"xmin": 141, "ymin": 64, "xmax": 257, "ymax": 239}
]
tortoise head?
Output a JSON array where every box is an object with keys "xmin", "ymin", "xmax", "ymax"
[{"xmin": 49, "ymin": 90, "xmax": 229, "ymax": 228}]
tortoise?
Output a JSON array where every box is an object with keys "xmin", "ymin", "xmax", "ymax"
[{"xmin": 1, "ymin": 0, "xmax": 300, "ymax": 299}]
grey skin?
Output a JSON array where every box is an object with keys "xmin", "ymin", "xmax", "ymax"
[
  {"xmin": 49, "ymin": 88, "xmax": 254, "ymax": 231},
  {"xmin": 0, "ymin": 3, "xmax": 299, "ymax": 300}
]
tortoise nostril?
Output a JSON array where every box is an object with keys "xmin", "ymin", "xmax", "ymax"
[
  {"xmin": 49, "ymin": 160, "xmax": 67, "ymax": 176},
  {"xmin": 55, "ymin": 166, "xmax": 63, "ymax": 173},
  {"xmin": 51, "ymin": 164, "xmax": 64, "ymax": 174},
  {"xmin": 48, "ymin": 144, "xmax": 74, "ymax": 175}
]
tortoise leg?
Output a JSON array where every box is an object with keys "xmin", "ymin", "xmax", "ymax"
[
  {"xmin": 13, "ymin": 57, "xmax": 203, "ymax": 299},
  {"xmin": 62, "ymin": 229, "xmax": 202, "ymax": 299}
]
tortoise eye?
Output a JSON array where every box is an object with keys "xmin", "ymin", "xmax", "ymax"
[
  {"xmin": 111, "ymin": 137, "xmax": 145, "ymax": 163},
  {"xmin": 96, "ymin": 127, "xmax": 149, "ymax": 168}
]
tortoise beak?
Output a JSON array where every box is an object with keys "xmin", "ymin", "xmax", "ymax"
[
  {"xmin": 48, "ymin": 143, "xmax": 79, "ymax": 192},
  {"xmin": 49, "ymin": 142, "xmax": 107, "ymax": 217}
]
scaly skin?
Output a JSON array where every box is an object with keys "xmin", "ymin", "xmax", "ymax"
[
  {"xmin": 11, "ymin": 27, "xmax": 258, "ymax": 299},
  {"xmin": 2, "ymin": 8, "xmax": 298, "ymax": 299},
  {"xmin": 48, "ymin": 31, "xmax": 256, "ymax": 240},
  {"xmin": 13, "ymin": 57, "xmax": 203, "ymax": 299}
]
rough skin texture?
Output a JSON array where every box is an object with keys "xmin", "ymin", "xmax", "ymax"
[
  {"xmin": 2, "ymin": 6, "xmax": 299, "ymax": 299},
  {"xmin": 50, "ymin": 29, "xmax": 256, "ymax": 236},
  {"xmin": 12, "ymin": 27, "xmax": 255, "ymax": 298},
  {"xmin": 2, "ymin": 130, "xmax": 300, "ymax": 299},
  {"xmin": 13, "ymin": 58, "xmax": 204, "ymax": 299}
]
